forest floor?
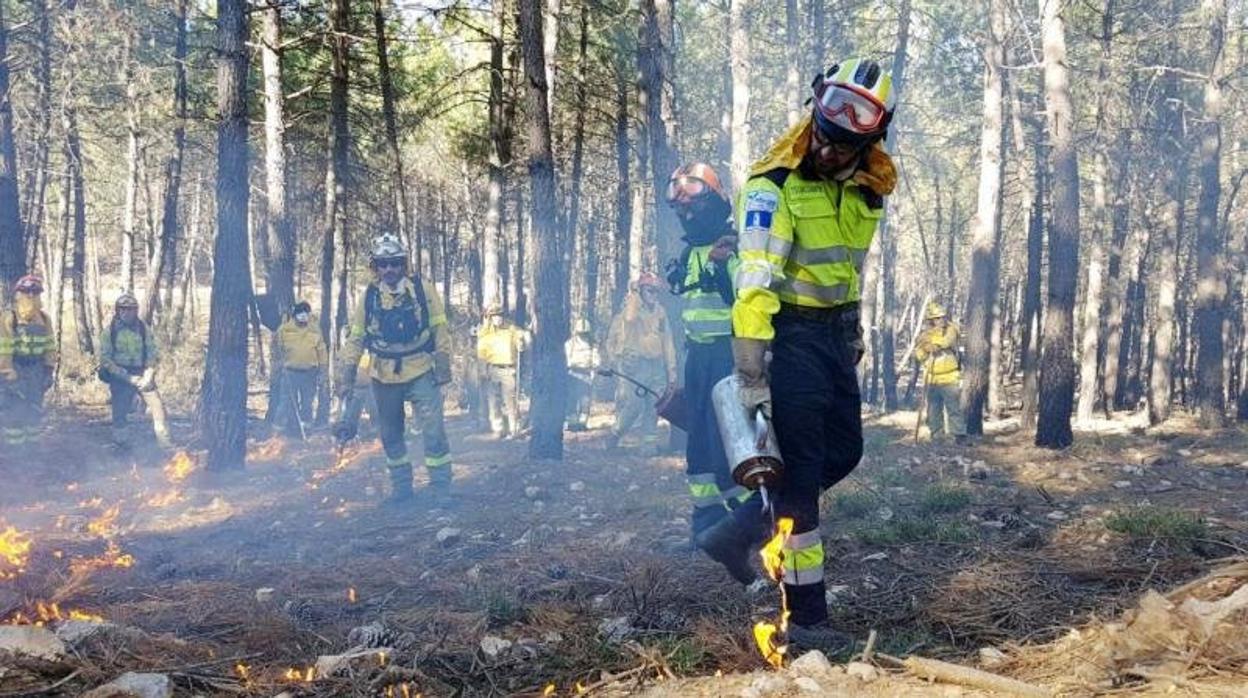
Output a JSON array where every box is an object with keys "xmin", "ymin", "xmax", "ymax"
[{"xmin": 2, "ymin": 401, "xmax": 1248, "ymax": 697}]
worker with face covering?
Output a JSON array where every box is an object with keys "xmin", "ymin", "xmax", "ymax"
[
  {"xmin": 0, "ymin": 275, "xmax": 58, "ymax": 448},
  {"xmin": 604, "ymin": 273, "xmax": 676, "ymax": 452}
]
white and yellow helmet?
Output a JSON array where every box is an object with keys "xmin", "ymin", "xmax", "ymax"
[
  {"xmin": 812, "ymin": 57, "xmax": 896, "ymax": 144},
  {"xmin": 369, "ymin": 233, "xmax": 407, "ymax": 263}
]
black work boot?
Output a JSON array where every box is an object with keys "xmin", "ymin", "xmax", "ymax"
[
  {"xmin": 385, "ymin": 463, "xmax": 414, "ymax": 506},
  {"xmin": 786, "ymin": 621, "xmax": 854, "ymax": 656},
  {"xmin": 426, "ymin": 465, "xmax": 454, "ymax": 508},
  {"xmin": 694, "ymin": 515, "xmax": 759, "ymax": 585},
  {"xmin": 690, "ymin": 505, "xmax": 728, "ymax": 540}
]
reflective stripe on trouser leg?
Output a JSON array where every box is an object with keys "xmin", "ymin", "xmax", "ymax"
[
  {"xmin": 769, "ymin": 312, "xmax": 864, "ymax": 626},
  {"xmin": 684, "ymin": 339, "xmax": 739, "ymax": 504},
  {"xmin": 3, "ymin": 427, "xmax": 24, "ymax": 445},
  {"xmin": 782, "ymin": 529, "xmax": 825, "ymax": 585},
  {"xmin": 406, "ymin": 372, "xmax": 452, "ymax": 478},
  {"xmin": 687, "ymin": 473, "xmax": 726, "ymax": 510}
]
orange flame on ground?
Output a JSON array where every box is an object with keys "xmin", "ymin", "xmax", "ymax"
[
  {"xmin": 347, "ymin": 587, "xmax": 357, "ymax": 603},
  {"xmin": 248, "ymin": 437, "xmax": 285, "ymax": 462},
  {"xmin": 0, "ymin": 524, "xmax": 32, "ymax": 579},
  {"xmin": 86, "ymin": 505, "xmax": 122, "ymax": 538},
  {"xmin": 753, "ymin": 516, "xmax": 794, "ymax": 669},
  {"xmin": 234, "ymin": 662, "xmax": 250, "ymax": 681},
  {"xmin": 163, "ymin": 451, "xmax": 197, "ymax": 483},
  {"xmin": 309, "ymin": 442, "xmax": 379, "ymax": 487},
  {"xmin": 68, "ymin": 540, "xmax": 135, "ymax": 576},
  {"xmin": 283, "ymin": 666, "xmax": 315, "ymax": 682},
  {"xmin": 145, "ymin": 489, "xmax": 185, "ymax": 508},
  {"xmin": 543, "ymin": 685, "xmax": 556, "ymax": 696},
  {"xmin": 7, "ymin": 602, "xmax": 103, "ymax": 626}
]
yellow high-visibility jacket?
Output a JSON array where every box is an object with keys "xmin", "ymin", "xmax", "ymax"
[
  {"xmin": 338, "ymin": 276, "xmax": 450, "ymax": 385},
  {"xmin": 732, "ymin": 117, "xmax": 892, "ymax": 341},
  {"xmin": 277, "ymin": 318, "xmax": 327, "ymax": 371},
  {"xmin": 477, "ymin": 322, "xmax": 529, "ymax": 367},
  {"xmin": 0, "ymin": 303, "xmax": 57, "ymax": 375},
  {"xmin": 914, "ymin": 322, "xmax": 962, "ymax": 386},
  {"xmin": 678, "ymin": 244, "xmax": 737, "ymax": 344},
  {"xmin": 99, "ymin": 319, "xmax": 158, "ymax": 376},
  {"xmin": 606, "ymin": 292, "xmax": 675, "ymax": 379}
]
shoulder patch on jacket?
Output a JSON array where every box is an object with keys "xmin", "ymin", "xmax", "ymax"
[{"xmin": 743, "ymin": 190, "xmax": 778, "ymax": 232}]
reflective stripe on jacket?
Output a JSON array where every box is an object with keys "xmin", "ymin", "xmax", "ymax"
[
  {"xmin": 100, "ymin": 321, "xmax": 158, "ymax": 374},
  {"xmin": 0, "ymin": 308, "xmax": 56, "ymax": 371},
  {"xmin": 338, "ymin": 277, "xmax": 450, "ymax": 384},
  {"xmin": 477, "ymin": 324, "xmax": 528, "ymax": 366},
  {"xmin": 680, "ymin": 244, "xmax": 736, "ymax": 343}
]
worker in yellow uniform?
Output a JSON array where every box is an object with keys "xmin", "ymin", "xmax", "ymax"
[
  {"xmin": 98, "ymin": 292, "xmax": 172, "ymax": 449},
  {"xmin": 604, "ymin": 272, "xmax": 676, "ymax": 451},
  {"xmin": 335, "ymin": 234, "xmax": 453, "ymax": 505},
  {"xmin": 275, "ymin": 300, "xmax": 327, "ymax": 438},
  {"xmin": 713, "ymin": 58, "xmax": 898, "ymax": 653},
  {"xmin": 476, "ymin": 307, "xmax": 530, "ymax": 439},
  {"xmin": 914, "ymin": 301, "xmax": 967, "ymax": 443},
  {"xmin": 663, "ymin": 162, "xmax": 756, "ymax": 583},
  {"xmin": 0, "ymin": 275, "xmax": 57, "ymax": 448}
]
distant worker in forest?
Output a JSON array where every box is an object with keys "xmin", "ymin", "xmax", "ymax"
[
  {"xmin": 564, "ymin": 318, "xmax": 600, "ymax": 432},
  {"xmin": 98, "ymin": 292, "xmax": 173, "ymax": 450},
  {"xmin": 604, "ymin": 272, "xmax": 676, "ymax": 452},
  {"xmin": 476, "ymin": 306, "xmax": 531, "ymax": 439},
  {"xmin": 719, "ymin": 58, "xmax": 899, "ymax": 653},
  {"xmin": 275, "ymin": 300, "xmax": 327, "ymax": 439},
  {"xmin": 0, "ymin": 275, "xmax": 58, "ymax": 448},
  {"xmin": 335, "ymin": 234, "xmax": 454, "ymax": 506},
  {"xmin": 914, "ymin": 301, "xmax": 967, "ymax": 444},
  {"xmin": 663, "ymin": 162, "xmax": 756, "ymax": 583}
]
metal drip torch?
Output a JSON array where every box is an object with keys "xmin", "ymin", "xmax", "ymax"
[{"xmin": 712, "ymin": 374, "xmax": 784, "ymax": 521}]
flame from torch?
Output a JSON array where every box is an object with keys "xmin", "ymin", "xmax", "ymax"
[{"xmin": 753, "ymin": 516, "xmax": 794, "ymax": 669}]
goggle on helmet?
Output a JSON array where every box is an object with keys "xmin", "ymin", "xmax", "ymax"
[
  {"xmin": 812, "ymin": 58, "xmax": 896, "ymax": 143},
  {"xmin": 665, "ymin": 163, "xmax": 727, "ymax": 207}
]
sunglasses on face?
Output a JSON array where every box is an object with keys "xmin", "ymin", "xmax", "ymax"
[{"xmin": 376, "ymin": 259, "xmax": 405, "ymax": 270}]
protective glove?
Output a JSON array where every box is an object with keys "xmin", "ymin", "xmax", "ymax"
[
  {"xmin": 732, "ymin": 337, "xmax": 771, "ymax": 419},
  {"xmin": 433, "ymin": 351, "xmax": 453, "ymax": 386},
  {"xmin": 708, "ymin": 235, "xmax": 738, "ymax": 263},
  {"xmin": 138, "ymin": 367, "xmax": 157, "ymax": 392},
  {"xmin": 852, "ymin": 142, "xmax": 897, "ymax": 199}
]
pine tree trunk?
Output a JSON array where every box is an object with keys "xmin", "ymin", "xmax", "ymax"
[
  {"xmin": 22, "ymin": 0, "xmax": 53, "ymax": 271},
  {"xmin": 121, "ymin": 32, "xmax": 141, "ymax": 293},
  {"xmin": 519, "ymin": 0, "xmax": 568, "ymax": 460},
  {"xmin": 202, "ymin": 0, "xmax": 251, "ymax": 471},
  {"xmin": 322, "ymin": 0, "xmax": 352, "ymax": 367},
  {"xmin": 1035, "ymin": 0, "xmax": 1080, "ymax": 449},
  {"xmin": 729, "ymin": 0, "xmax": 751, "ymax": 189},
  {"xmin": 373, "ymin": 0, "xmax": 412, "ymax": 251},
  {"xmin": 639, "ymin": 0, "xmax": 680, "ymax": 265},
  {"xmin": 785, "ymin": 0, "xmax": 800, "ymax": 126},
  {"xmin": 66, "ymin": 100, "xmax": 92, "ymax": 353},
  {"xmin": 262, "ymin": 2, "xmax": 294, "ymax": 316},
  {"xmin": 483, "ymin": 0, "xmax": 511, "ymax": 312},
  {"xmin": 1101, "ymin": 129, "xmax": 1134, "ymax": 414},
  {"xmin": 0, "ymin": 0, "xmax": 26, "ymax": 297},
  {"xmin": 962, "ymin": 0, "xmax": 1006, "ymax": 436},
  {"xmin": 613, "ymin": 79, "xmax": 632, "ymax": 314},
  {"xmin": 145, "ymin": 0, "xmax": 188, "ymax": 326},
  {"xmin": 1193, "ymin": 0, "xmax": 1228, "ymax": 427},
  {"xmin": 564, "ymin": 3, "xmax": 590, "ymax": 309}
]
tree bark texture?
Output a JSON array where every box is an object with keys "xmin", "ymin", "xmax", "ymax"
[
  {"xmin": 22, "ymin": 0, "xmax": 53, "ymax": 271},
  {"xmin": 0, "ymin": 0, "xmax": 26, "ymax": 297},
  {"xmin": 322, "ymin": 0, "xmax": 352, "ymax": 363},
  {"xmin": 1193, "ymin": 0, "xmax": 1228, "ymax": 426},
  {"xmin": 1035, "ymin": 0, "xmax": 1080, "ymax": 449},
  {"xmin": 121, "ymin": 31, "xmax": 141, "ymax": 293},
  {"xmin": 518, "ymin": 0, "xmax": 568, "ymax": 460},
  {"xmin": 145, "ymin": 0, "xmax": 189, "ymax": 325},
  {"xmin": 262, "ymin": 1, "xmax": 295, "ymax": 317},
  {"xmin": 962, "ymin": 0, "xmax": 1006, "ymax": 435},
  {"xmin": 202, "ymin": 0, "xmax": 251, "ymax": 471},
  {"xmin": 729, "ymin": 0, "xmax": 751, "ymax": 189},
  {"xmin": 613, "ymin": 78, "xmax": 632, "ymax": 314},
  {"xmin": 373, "ymin": 0, "xmax": 412, "ymax": 251}
]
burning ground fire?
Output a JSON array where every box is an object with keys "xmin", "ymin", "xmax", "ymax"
[
  {"xmin": 754, "ymin": 516, "xmax": 794, "ymax": 669},
  {"xmin": 163, "ymin": 450, "xmax": 197, "ymax": 483},
  {"xmin": 0, "ymin": 523, "xmax": 33, "ymax": 579},
  {"xmin": 309, "ymin": 441, "xmax": 380, "ymax": 488}
]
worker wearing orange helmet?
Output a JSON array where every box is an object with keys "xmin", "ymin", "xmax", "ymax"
[
  {"xmin": 604, "ymin": 272, "xmax": 676, "ymax": 451},
  {"xmin": 0, "ymin": 275, "xmax": 58, "ymax": 447},
  {"xmin": 663, "ymin": 162, "xmax": 756, "ymax": 584}
]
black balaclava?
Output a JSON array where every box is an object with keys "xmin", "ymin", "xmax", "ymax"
[{"xmin": 677, "ymin": 195, "xmax": 733, "ymax": 246}]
